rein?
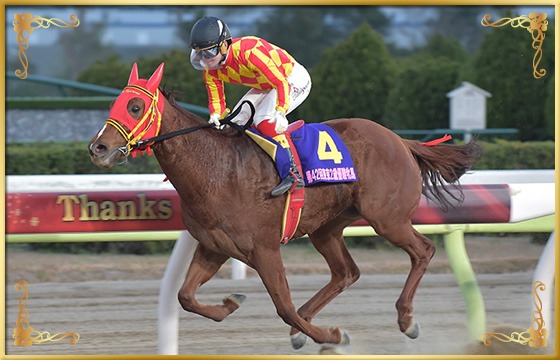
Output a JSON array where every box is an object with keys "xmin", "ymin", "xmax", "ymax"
[{"xmin": 129, "ymin": 100, "xmax": 256, "ymax": 152}]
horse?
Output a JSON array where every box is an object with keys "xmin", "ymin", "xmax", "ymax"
[{"xmin": 89, "ymin": 63, "xmax": 481, "ymax": 350}]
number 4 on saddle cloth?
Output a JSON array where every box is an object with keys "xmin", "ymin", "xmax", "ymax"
[{"xmin": 246, "ymin": 120, "xmax": 358, "ymax": 244}]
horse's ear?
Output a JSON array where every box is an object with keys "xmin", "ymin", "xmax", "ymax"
[
  {"xmin": 128, "ymin": 62, "xmax": 139, "ymax": 85},
  {"xmin": 146, "ymin": 63, "xmax": 165, "ymax": 94}
]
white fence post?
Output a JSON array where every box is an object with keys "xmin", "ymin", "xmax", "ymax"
[
  {"xmin": 157, "ymin": 231, "xmax": 197, "ymax": 355},
  {"xmin": 231, "ymin": 259, "xmax": 247, "ymax": 280}
]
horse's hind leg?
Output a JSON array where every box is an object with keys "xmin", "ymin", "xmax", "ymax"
[
  {"xmin": 251, "ymin": 247, "xmax": 347, "ymax": 346},
  {"xmin": 178, "ymin": 243, "xmax": 244, "ymax": 322},
  {"xmin": 289, "ymin": 222, "xmax": 360, "ymax": 349},
  {"xmin": 376, "ymin": 222, "xmax": 435, "ymax": 338}
]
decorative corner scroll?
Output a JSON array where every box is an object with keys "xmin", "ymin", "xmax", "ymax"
[
  {"xmin": 482, "ymin": 281, "xmax": 547, "ymax": 348},
  {"xmin": 12, "ymin": 12, "xmax": 80, "ymax": 79},
  {"xmin": 481, "ymin": 12, "xmax": 548, "ymax": 79},
  {"xmin": 13, "ymin": 281, "xmax": 80, "ymax": 347}
]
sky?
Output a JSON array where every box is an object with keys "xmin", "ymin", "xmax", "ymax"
[
  {"xmin": 5, "ymin": 5, "xmax": 555, "ymax": 80},
  {"xmin": 7, "ymin": 5, "xmax": 554, "ymax": 48}
]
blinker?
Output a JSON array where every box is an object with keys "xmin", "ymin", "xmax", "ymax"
[{"xmin": 104, "ymin": 62, "xmax": 165, "ymax": 157}]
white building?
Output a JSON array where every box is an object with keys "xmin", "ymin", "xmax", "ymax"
[{"xmin": 446, "ymin": 81, "xmax": 492, "ymax": 139}]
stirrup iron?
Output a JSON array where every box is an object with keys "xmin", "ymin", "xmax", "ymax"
[{"xmin": 271, "ymin": 146, "xmax": 304, "ymax": 196}]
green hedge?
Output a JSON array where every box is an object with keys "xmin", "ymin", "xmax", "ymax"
[
  {"xmin": 6, "ymin": 141, "xmax": 162, "ymax": 175},
  {"xmin": 474, "ymin": 139, "xmax": 555, "ymax": 170},
  {"xmin": 5, "ymin": 139, "xmax": 554, "ymax": 176}
]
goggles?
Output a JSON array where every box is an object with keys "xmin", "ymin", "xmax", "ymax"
[
  {"xmin": 190, "ymin": 46, "xmax": 225, "ymax": 71},
  {"xmin": 194, "ymin": 45, "xmax": 220, "ymax": 59}
]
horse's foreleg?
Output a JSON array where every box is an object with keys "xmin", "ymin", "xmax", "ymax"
[
  {"xmin": 177, "ymin": 243, "xmax": 243, "ymax": 322},
  {"xmin": 379, "ymin": 224, "xmax": 435, "ymax": 338},
  {"xmin": 251, "ymin": 248, "xmax": 347, "ymax": 346},
  {"xmin": 289, "ymin": 227, "xmax": 360, "ymax": 348}
]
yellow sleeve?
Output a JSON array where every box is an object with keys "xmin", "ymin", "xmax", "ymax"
[{"xmin": 203, "ymin": 70, "xmax": 226, "ymax": 115}]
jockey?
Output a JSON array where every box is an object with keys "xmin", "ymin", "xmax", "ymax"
[{"xmin": 189, "ymin": 16, "xmax": 312, "ymax": 196}]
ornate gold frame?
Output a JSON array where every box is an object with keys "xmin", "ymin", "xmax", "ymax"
[
  {"xmin": 482, "ymin": 281, "xmax": 548, "ymax": 348},
  {"xmin": 12, "ymin": 281, "xmax": 80, "ymax": 347},
  {"xmin": 481, "ymin": 12, "xmax": 548, "ymax": 79},
  {"xmin": 12, "ymin": 13, "xmax": 80, "ymax": 79}
]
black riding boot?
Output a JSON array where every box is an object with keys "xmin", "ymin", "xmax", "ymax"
[{"xmin": 271, "ymin": 147, "xmax": 304, "ymax": 196}]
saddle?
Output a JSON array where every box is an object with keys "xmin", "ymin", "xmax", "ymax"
[
  {"xmin": 246, "ymin": 120, "xmax": 305, "ymax": 244},
  {"xmin": 246, "ymin": 120, "xmax": 358, "ymax": 244}
]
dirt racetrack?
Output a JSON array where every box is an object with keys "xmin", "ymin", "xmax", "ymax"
[{"xmin": 5, "ymin": 270, "xmax": 554, "ymax": 356}]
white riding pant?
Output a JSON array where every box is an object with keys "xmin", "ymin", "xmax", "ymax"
[{"xmin": 231, "ymin": 61, "xmax": 312, "ymax": 127}]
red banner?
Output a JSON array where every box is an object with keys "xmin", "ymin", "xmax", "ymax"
[
  {"xmin": 6, "ymin": 191, "xmax": 184, "ymax": 234},
  {"xmin": 6, "ymin": 185, "xmax": 511, "ymax": 234}
]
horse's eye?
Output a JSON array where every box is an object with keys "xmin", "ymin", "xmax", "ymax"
[{"xmin": 131, "ymin": 105, "xmax": 141, "ymax": 114}]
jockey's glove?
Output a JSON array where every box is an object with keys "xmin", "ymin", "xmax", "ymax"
[
  {"xmin": 269, "ymin": 110, "xmax": 288, "ymax": 134},
  {"xmin": 209, "ymin": 113, "xmax": 223, "ymax": 129}
]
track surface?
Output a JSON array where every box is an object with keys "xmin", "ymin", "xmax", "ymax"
[{"xmin": 5, "ymin": 271, "xmax": 554, "ymax": 356}]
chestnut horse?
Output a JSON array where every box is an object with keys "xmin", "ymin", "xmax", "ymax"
[{"xmin": 89, "ymin": 63, "xmax": 481, "ymax": 350}]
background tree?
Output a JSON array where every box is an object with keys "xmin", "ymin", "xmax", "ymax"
[
  {"xmin": 382, "ymin": 55, "xmax": 461, "ymax": 130},
  {"xmin": 426, "ymin": 6, "xmax": 497, "ymax": 53},
  {"xmin": 175, "ymin": 6, "xmax": 206, "ymax": 46},
  {"xmin": 136, "ymin": 49, "xmax": 208, "ymax": 106},
  {"xmin": 76, "ymin": 55, "xmax": 131, "ymax": 90},
  {"xmin": 382, "ymin": 34, "xmax": 466, "ymax": 129},
  {"xmin": 543, "ymin": 72, "xmax": 555, "ymax": 139},
  {"xmin": 255, "ymin": 6, "xmax": 389, "ymax": 67},
  {"xmin": 419, "ymin": 32, "xmax": 469, "ymax": 63},
  {"xmin": 298, "ymin": 23, "xmax": 396, "ymax": 123},
  {"xmin": 57, "ymin": 8, "xmax": 116, "ymax": 79},
  {"xmin": 76, "ymin": 49, "xmax": 248, "ymax": 113},
  {"xmin": 461, "ymin": 11, "xmax": 554, "ymax": 140}
]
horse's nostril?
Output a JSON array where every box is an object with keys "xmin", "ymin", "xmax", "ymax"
[{"xmin": 90, "ymin": 142, "xmax": 108, "ymax": 156}]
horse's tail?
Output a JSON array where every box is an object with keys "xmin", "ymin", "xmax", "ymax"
[{"xmin": 403, "ymin": 139, "xmax": 482, "ymax": 210}]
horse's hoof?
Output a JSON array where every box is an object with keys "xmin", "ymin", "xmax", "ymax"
[
  {"xmin": 339, "ymin": 328, "xmax": 351, "ymax": 345},
  {"xmin": 404, "ymin": 317, "xmax": 420, "ymax": 339},
  {"xmin": 290, "ymin": 332, "xmax": 308, "ymax": 350},
  {"xmin": 225, "ymin": 293, "xmax": 246, "ymax": 306},
  {"xmin": 319, "ymin": 329, "xmax": 351, "ymax": 355}
]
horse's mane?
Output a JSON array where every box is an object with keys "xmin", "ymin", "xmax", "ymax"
[
  {"xmin": 160, "ymin": 87, "xmax": 246, "ymax": 138},
  {"xmin": 160, "ymin": 87, "xmax": 205, "ymax": 123}
]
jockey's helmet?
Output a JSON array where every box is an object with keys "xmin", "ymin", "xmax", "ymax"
[{"xmin": 189, "ymin": 16, "xmax": 232, "ymax": 70}]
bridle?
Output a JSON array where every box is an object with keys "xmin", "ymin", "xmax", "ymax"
[
  {"xmin": 104, "ymin": 84, "xmax": 255, "ymax": 160},
  {"xmin": 104, "ymin": 84, "xmax": 163, "ymax": 157}
]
